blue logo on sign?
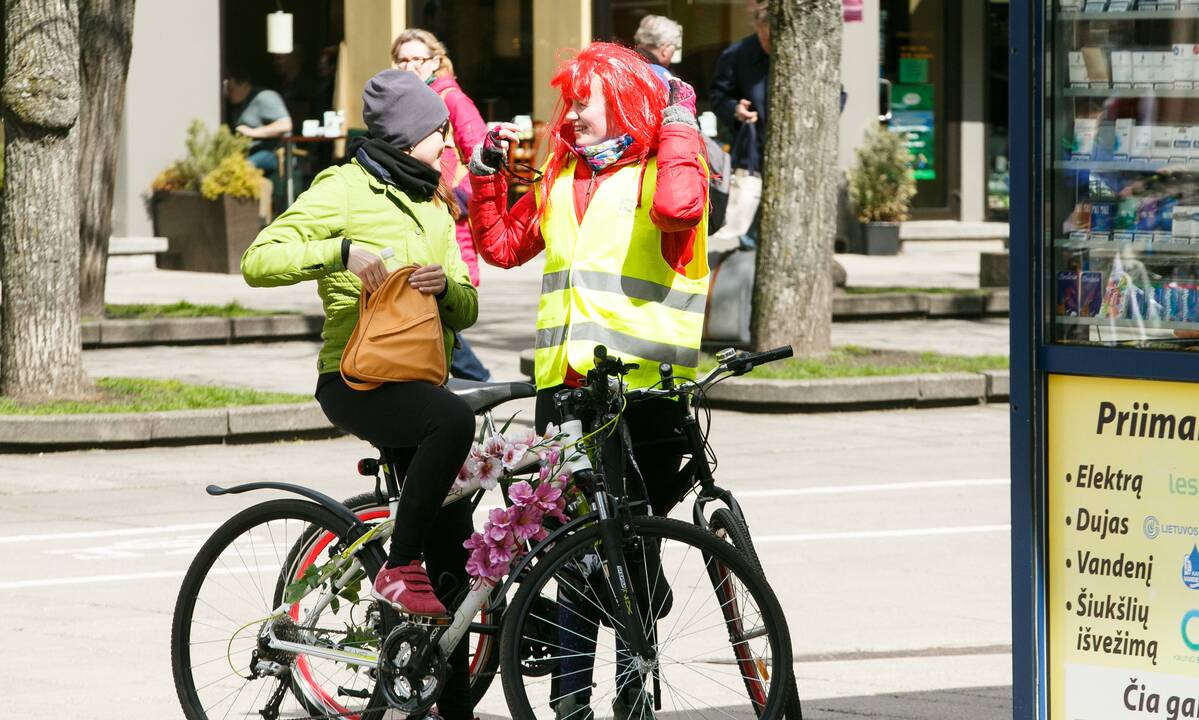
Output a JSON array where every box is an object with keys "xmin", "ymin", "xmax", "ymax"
[
  {"xmin": 1185, "ymin": 546, "xmax": 1199, "ymax": 590},
  {"xmin": 1145, "ymin": 516, "xmax": 1161, "ymax": 540}
]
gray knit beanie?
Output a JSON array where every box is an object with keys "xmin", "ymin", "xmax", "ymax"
[{"xmin": 361, "ymin": 69, "xmax": 449, "ymax": 149}]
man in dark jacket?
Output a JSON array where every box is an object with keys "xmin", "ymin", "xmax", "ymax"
[{"xmin": 710, "ymin": 6, "xmax": 769, "ymax": 173}]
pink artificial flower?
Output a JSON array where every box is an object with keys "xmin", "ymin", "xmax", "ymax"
[
  {"xmin": 477, "ymin": 457, "xmax": 503, "ymax": 489},
  {"xmin": 541, "ymin": 422, "xmax": 561, "ymax": 442},
  {"xmin": 501, "ymin": 442, "xmax": 532, "ymax": 470},
  {"xmin": 510, "ymin": 504, "xmax": 544, "ymax": 542},
  {"xmin": 466, "ymin": 546, "xmax": 504, "ymax": 580},
  {"xmin": 463, "ymin": 531, "xmax": 487, "ymax": 551},
  {"xmin": 469, "ymin": 444, "xmax": 487, "ymax": 463},
  {"xmin": 482, "ymin": 434, "xmax": 507, "ymax": 459},
  {"xmin": 538, "ymin": 463, "xmax": 552, "ymax": 483},
  {"xmin": 553, "ymin": 472, "xmax": 571, "ymax": 489},
  {"xmin": 500, "ymin": 427, "xmax": 533, "ymax": 448},
  {"xmin": 456, "ymin": 455, "xmax": 480, "ymax": 487},
  {"xmin": 509, "ymin": 481, "xmax": 535, "ymax": 507},
  {"xmin": 545, "ymin": 446, "xmax": 562, "ymax": 468}
]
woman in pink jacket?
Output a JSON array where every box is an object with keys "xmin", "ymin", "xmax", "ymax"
[{"xmin": 392, "ymin": 28, "xmax": 492, "ymax": 380}]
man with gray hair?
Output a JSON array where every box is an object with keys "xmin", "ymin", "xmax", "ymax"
[{"xmin": 633, "ymin": 14, "xmax": 683, "ymax": 88}]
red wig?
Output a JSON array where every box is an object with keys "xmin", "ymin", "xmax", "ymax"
[{"xmin": 536, "ymin": 42, "xmax": 668, "ymax": 220}]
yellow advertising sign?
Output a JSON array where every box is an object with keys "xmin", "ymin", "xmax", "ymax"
[{"xmin": 1049, "ymin": 374, "xmax": 1199, "ymax": 719}]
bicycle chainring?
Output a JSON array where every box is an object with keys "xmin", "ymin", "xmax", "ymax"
[{"xmin": 377, "ymin": 623, "xmax": 446, "ymax": 713}]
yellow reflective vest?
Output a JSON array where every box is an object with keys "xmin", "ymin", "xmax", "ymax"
[{"xmin": 533, "ymin": 156, "xmax": 709, "ymax": 390}]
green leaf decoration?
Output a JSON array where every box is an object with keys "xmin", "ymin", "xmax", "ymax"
[{"xmin": 499, "ymin": 411, "xmax": 522, "ymax": 435}]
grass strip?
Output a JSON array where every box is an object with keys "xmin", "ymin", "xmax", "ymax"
[
  {"xmin": 0, "ymin": 377, "xmax": 310, "ymax": 415},
  {"xmin": 699, "ymin": 345, "xmax": 1008, "ymax": 380},
  {"xmin": 842, "ymin": 286, "xmax": 990, "ymax": 296},
  {"xmin": 103, "ymin": 301, "xmax": 294, "ymax": 319}
]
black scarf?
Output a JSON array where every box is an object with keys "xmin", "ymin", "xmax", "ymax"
[{"xmin": 348, "ymin": 136, "xmax": 441, "ymax": 202}]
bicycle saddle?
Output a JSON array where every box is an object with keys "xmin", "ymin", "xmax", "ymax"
[{"xmin": 447, "ymin": 378, "xmax": 537, "ymax": 413}]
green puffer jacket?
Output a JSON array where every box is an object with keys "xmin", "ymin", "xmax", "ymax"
[{"xmin": 241, "ymin": 159, "xmax": 478, "ymax": 376}]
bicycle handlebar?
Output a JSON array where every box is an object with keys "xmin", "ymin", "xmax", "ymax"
[{"xmin": 625, "ymin": 344, "xmax": 795, "ymax": 401}]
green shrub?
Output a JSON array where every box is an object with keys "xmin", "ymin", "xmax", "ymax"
[
  {"xmin": 201, "ymin": 154, "xmax": 264, "ymax": 201},
  {"xmin": 151, "ymin": 120, "xmax": 260, "ymax": 200},
  {"xmin": 848, "ymin": 125, "xmax": 917, "ymax": 223}
]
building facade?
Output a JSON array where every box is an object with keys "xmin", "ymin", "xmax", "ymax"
[{"xmin": 111, "ymin": 0, "xmax": 1010, "ymax": 239}]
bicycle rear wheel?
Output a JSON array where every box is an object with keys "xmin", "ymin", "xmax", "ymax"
[
  {"xmin": 499, "ymin": 515, "xmax": 793, "ymax": 720},
  {"xmin": 172, "ymin": 499, "xmax": 395, "ymax": 720},
  {"xmin": 341, "ymin": 491, "xmax": 502, "ymax": 706}
]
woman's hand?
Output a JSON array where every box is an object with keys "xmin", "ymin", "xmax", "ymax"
[
  {"xmin": 481, "ymin": 123, "xmax": 521, "ymax": 167},
  {"xmin": 409, "ymin": 264, "xmax": 447, "ymax": 295},
  {"xmin": 346, "ymin": 245, "xmax": 389, "ymax": 294}
]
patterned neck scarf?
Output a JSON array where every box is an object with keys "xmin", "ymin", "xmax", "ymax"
[{"xmin": 575, "ymin": 134, "xmax": 634, "ymax": 172}]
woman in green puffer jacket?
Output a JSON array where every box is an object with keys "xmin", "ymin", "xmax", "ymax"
[{"xmin": 240, "ymin": 68, "xmax": 478, "ymax": 720}]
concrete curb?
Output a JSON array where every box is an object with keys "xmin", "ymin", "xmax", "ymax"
[
  {"xmin": 517, "ymin": 349, "xmax": 1008, "ymax": 412},
  {"xmin": 832, "ymin": 289, "xmax": 1009, "ymax": 320},
  {"xmin": 81, "ymin": 314, "xmax": 323, "ymax": 348},
  {"xmin": 0, "ymin": 402, "xmax": 340, "ymax": 452}
]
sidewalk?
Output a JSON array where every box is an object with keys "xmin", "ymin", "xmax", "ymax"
[{"xmin": 97, "ymin": 240, "xmax": 1010, "ymax": 390}]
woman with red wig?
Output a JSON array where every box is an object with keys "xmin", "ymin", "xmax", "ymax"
[{"xmin": 468, "ymin": 41, "xmax": 709, "ymax": 720}]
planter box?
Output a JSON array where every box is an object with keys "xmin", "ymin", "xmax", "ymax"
[
  {"xmin": 153, "ymin": 191, "xmax": 261, "ymax": 274},
  {"xmin": 853, "ymin": 221, "xmax": 901, "ymax": 255}
]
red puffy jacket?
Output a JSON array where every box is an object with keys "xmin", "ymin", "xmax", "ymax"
[{"xmin": 468, "ymin": 123, "xmax": 709, "ymax": 275}]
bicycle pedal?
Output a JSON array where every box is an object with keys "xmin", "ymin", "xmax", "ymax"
[{"xmin": 406, "ymin": 614, "xmax": 452, "ymax": 626}]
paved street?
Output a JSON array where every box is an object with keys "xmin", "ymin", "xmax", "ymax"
[
  {"xmin": 0, "ymin": 403, "xmax": 1011, "ymax": 718},
  {"xmin": 1, "ymin": 240, "xmax": 1014, "ymax": 717}
]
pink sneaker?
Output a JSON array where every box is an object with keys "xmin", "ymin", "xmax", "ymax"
[{"xmin": 371, "ymin": 560, "xmax": 448, "ymax": 617}]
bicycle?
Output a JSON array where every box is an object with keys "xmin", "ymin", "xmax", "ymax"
[{"xmin": 171, "ymin": 345, "xmax": 800, "ymax": 720}]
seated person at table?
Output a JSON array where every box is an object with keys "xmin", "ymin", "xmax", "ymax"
[{"xmin": 223, "ymin": 70, "xmax": 293, "ymax": 175}]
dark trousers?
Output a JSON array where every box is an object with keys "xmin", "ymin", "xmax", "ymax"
[
  {"xmin": 536, "ymin": 386, "xmax": 691, "ymax": 704},
  {"xmin": 315, "ymin": 373, "xmax": 476, "ymax": 719}
]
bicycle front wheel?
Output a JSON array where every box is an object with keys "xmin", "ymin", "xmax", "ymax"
[
  {"xmin": 171, "ymin": 499, "xmax": 394, "ymax": 720},
  {"xmin": 499, "ymin": 515, "xmax": 794, "ymax": 720}
]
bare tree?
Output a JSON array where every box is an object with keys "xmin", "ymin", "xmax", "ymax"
[
  {"xmin": 78, "ymin": 0, "xmax": 135, "ymax": 318},
  {"xmin": 2, "ymin": 0, "xmax": 89, "ymax": 399},
  {"xmin": 750, "ymin": 0, "xmax": 841, "ymax": 354}
]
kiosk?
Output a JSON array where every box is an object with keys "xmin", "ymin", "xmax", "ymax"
[{"xmin": 1012, "ymin": 2, "xmax": 1199, "ymax": 718}]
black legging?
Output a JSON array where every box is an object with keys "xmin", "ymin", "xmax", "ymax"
[
  {"xmin": 316, "ymin": 373, "xmax": 476, "ymax": 720},
  {"xmin": 536, "ymin": 386, "xmax": 691, "ymax": 705}
]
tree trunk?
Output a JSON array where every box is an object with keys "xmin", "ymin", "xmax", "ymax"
[
  {"xmin": 78, "ymin": 0, "xmax": 135, "ymax": 319},
  {"xmin": 750, "ymin": 0, "xmax": 841, "ymax": 355},
  {"xmin": 1, "ymin": 0, "xmax": 89, "ymax": 399}
]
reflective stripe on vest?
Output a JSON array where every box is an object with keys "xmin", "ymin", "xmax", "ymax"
[{"xmin": 534, "ymin": 155, "xmax": 709, "ymax": 390}]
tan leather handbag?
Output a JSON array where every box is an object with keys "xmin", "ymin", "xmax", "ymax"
[{"xmin": 340, "ymin": 264, "xmax": 447, "ymax": 391}]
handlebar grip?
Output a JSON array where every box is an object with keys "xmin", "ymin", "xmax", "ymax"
[
  {"xmin": 594, "ymin": 345, "xmax": 608, "ymax": 363},
  {"xmin": 748, "ymin": 345, "xmax": 794, "ymax": 366}
]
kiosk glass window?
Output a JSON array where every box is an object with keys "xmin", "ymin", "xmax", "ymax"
[{"xmin": 1048, "ymin": 2, "xmax": 1199, "ymax": 351}]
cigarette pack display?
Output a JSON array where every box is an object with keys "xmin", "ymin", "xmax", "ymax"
[
  {"xmin": 1101, "ymin": 275, "xmax": 1126, "ymax": 319},
  {"xmin": 1072, "ymin": 201, "xmax": 1093, "ymax": 231},
  {"xmin": 1131, "ymin": 125, "xmax": 1154, "ymax": 159},
  {"xmin": 1113, "ymin": 118, "xmax": 1134, "ymax": 158},
  {"xmin": 1172, "ymin": 206, "xmax": 1193, "ymax": 241},
  {"xmin": 1157, "ymin": 196, "xmax": 1177, "ymax": 233},
  {"xmin": 1095, "ymin": 121, "xmax": 1117, "ymax": 160},
  {"xmin": 1112, "ymin": 51, "xmax": 1134, "ymax": 85},
  {"xmin": 1152, "ymin": 283, "xmax": 1171, "ymax": 321},
  {"xmin": 1152, "ymin": 125, "xmax": 1175, "ymax": 158},
  {"xmin": 1090, "ymin": 201, "xmax": 1115, "ymax": 239},
  {"xmin": 1058, "ymin": 272, "xmax": 1080, "ymax": 316},
  {"xmin": 1170, "ymin": 285, "xmax": 1188, "ymax": 321},
  {"xmin": 1136, "ymin": 198, "xmax": 1159, "ymax": 230},
  {"xmin": 1058, "ymin": 0, "xmax": 1082, "ymax": 7},
  {"xmin": 1081, "ymin": 272, "xmax": 1104, "ymax": 317},
  {"xmin": 1082, "ymin": 47, "xmax": 1112, "ymax": 84},
  {"xmin": 1115, "ymin": 196, "xmax": 1138, "ymax": 231},
  {"xmin": 1073, "ymin": 118, "xmax": 1099, "ymax": 157},
  {"xmin": 1170, "ymin": 126, "xmax": 1193, "ymax": 161},
  {"xmin": 1132, "ymin": 51, "xmax": 1154, "ymax": 85},
  {"xmin": 1082, "ymin": 0, "xmax": 1107, "ymax": 9},
  {"xmin": 1107, "ymin": 0, "xmax": 1132, "ymax": 8},
  {"xmin": 1158, "ymin": 0, "xmax": 1180, "ymax": 8}
]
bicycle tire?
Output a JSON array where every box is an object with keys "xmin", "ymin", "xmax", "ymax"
[
  {"xmin": 709, "ymin": 507, "xmax": 762, "ymax": 572},
  {"xmin": 708, "ymin": 508, "xmax": 803, "ymax": 720},
  {"xmin": 341, "ymin": 491, "xmax": 502, "ymax": 706},
  {"xmin": 172, "ymin": 499, "xmax": 393, "ymax": 720},
  {"xmin": 498, "ymin": 515, "xmax": 794, "ymax": 720}
]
